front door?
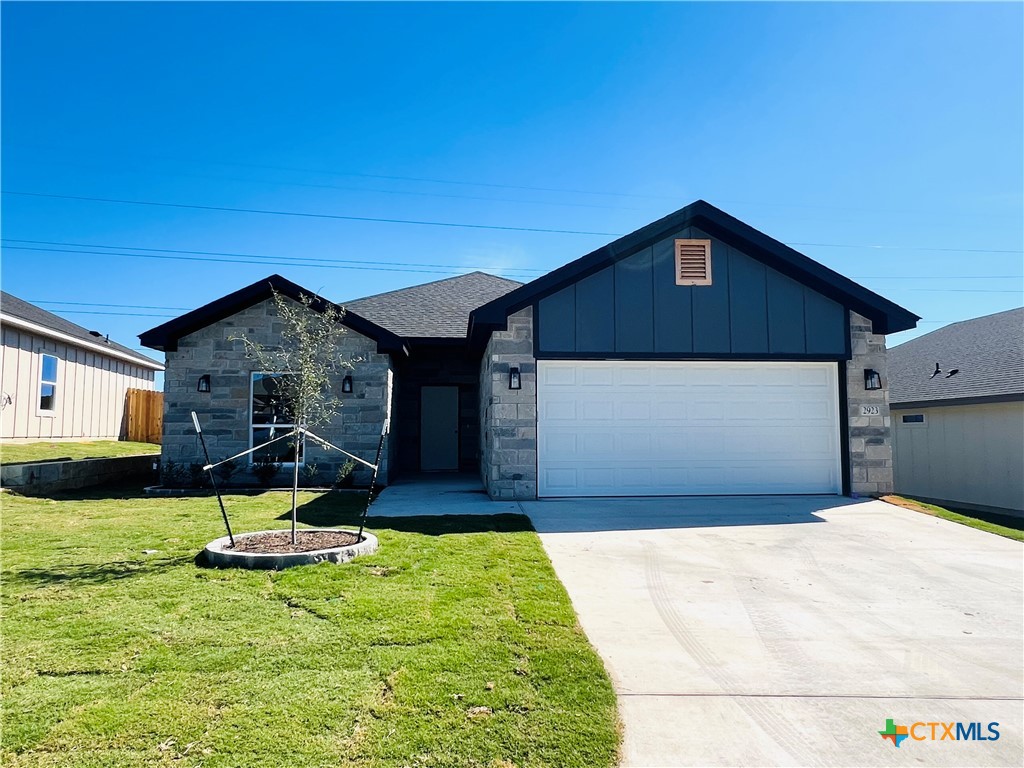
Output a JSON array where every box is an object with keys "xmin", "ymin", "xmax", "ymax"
[{"xmin": 420, "ymin": 386, "xmax": 459, "ymax": 471}]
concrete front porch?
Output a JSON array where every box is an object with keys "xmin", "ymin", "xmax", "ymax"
[{"xmin": 370, "ymin": 473, "xmax": 520, "ymax": 517}]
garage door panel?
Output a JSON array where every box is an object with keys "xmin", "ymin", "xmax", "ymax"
[{"xmin": 538, "ymin": 360, "xmax": 841, "ymax": 497}]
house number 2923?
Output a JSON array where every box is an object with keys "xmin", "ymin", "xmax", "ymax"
[{"xmin": 860, "ymin": 405, "xmax": 882, "ymax": 416}]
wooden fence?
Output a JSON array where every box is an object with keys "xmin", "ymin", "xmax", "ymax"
[{"xmin": 125, "ymin": 388, "xmax": 163, "ymax": 444}]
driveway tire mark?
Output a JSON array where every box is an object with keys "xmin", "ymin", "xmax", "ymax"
[{"xmin": 642, "ymin": 541, "xmax": 824, "ymax": 767}]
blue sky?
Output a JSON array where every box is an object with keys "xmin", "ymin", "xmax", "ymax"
[{"xmin": 2, "ymin": 1, "xmax": 1021, "ymax": 379}]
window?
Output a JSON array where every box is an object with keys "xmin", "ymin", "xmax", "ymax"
[
  {"xmin": 250, "ymin": 372, "xmax": 304, "ymax": 464},
  {"xmin": 901, "ymin": 414, "xmax": 926, "ymax": 425},
  {"xmin": 39, "ymin": 354, "xmax": 58, "ymax": 413}
]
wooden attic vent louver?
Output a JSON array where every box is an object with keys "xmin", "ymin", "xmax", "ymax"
[{"xmin": 674, "ymin": 239, "xmax": 712, "ymax": 286}]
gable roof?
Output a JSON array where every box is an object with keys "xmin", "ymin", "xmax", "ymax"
[
  {"xmin": 469, "ymin": 200, "xmax": 919, "ymax": 343},
  {"xmin": 139, "ymin": 274, "xmax": 408, "ymax": 355},
  {"xmin": 888, "ymin": 307, "xmax": 1024, "ymax": 408},
  {"xmin": 345, "ymin": 271, "xmax": 522, "ymax": 339},
  {"xmin": 1, "ymin": 291, "xmax": 164, "ymax": 370}
]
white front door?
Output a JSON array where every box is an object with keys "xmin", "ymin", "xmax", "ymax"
[
  {"xmin": 420, "ymin": 386, "xmax": 459, "ymax": 471},
  {"xmin": 537, "ymin": 360, "xmax": 841, "ymax": 497}
]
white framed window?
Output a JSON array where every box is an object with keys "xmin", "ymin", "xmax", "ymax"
[
  {"xmin": 901, "ymin": 413, "xmax": 927, "ymax": 427},
  {"xmin": 250, "ymin": 372, "xmax": 304, "ymax": 465},
  {"xmin": 38, "ymin": 353, "xmax": 59, "ymax": 415}
]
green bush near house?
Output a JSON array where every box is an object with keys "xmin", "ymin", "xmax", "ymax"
[{"xmin": 1, "ymin": 486, "xmax": 620, "ymax": 768}]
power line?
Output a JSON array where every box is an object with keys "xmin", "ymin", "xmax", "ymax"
[
  {"xmin": 4, "ymin": 191, "xmax": 1021, "ymax": 254},
  {"xmin": 24, "ymin": 158, "xmax": 645, "ymax": 212},
  {"xmin": 12, "ymin": 143, "xmax": 1022, "ymax": 220},
  {"xmin": 5, "ymin": 245, "xmax": 1020, "ymax": 297},
  {"xmin": 44, "ymin": 309, "xmax": 177, "ymax": 317},
  {"xmin": 1, "ymin": 244, "xmax": 532, "ymax": 278},
  {"xmin": 29, "ymin": 299, "xmax": 193, "ymax": 310},
  {"xmin": 2, "ymin": 238, "xmax": 546, "ymax": 274},
  {"xmin": 853, "ymin": 275, "xmax": 1023, "ymax": 280},
  {"xmin": 3, "ymin": 238, "xmax": 1020, "ymax": 282},
  {"xmin": 1, "ymin": 191, "xmax": 621, "ymax": 237},
  {"xmin": 788, "ymin": 241, "xmax": 1022, "ymax": 255},
  {"xmin": 909, "ymin": 288, "xmax": 1022, "ymax": 293}
]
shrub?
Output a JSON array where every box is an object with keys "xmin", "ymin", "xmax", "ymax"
[
  {"xmin": 335, "ymin": 460, "xmax": 357, "ymax": 488},
  {"xmin": 302, "ymin": 462, "xmax": 321, "ymax": 487},
  {"xmin": 252, "ymin": 460, "xmax": 281, "ymax": 488},
  {"xmin": 216, "ymin": 458, "xmax": 239, "ymax": 486},
  {"xmin": 188, "ymin": 463, "xmax": 209, "ymax": 489},
  {"xmin": 161, "ymin": 460, "xmax": 191, "ymax": 488}
]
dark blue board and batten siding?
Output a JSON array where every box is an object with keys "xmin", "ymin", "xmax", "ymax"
[{"xmin": 535, "ymin": 226, "xmax": 850, "ymax": 359}]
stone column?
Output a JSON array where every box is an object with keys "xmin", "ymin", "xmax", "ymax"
[
  {"xmin": 479, "ymin": 307, "xmax": 537, "ymax": 500},
  {"xmin": 846, "ymin": 311, "xmax": 893, "ymax": 495}
]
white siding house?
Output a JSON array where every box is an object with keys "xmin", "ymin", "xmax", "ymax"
[{"xmin": 1, "ymin": 292, "xmax": 164, "ymax": 441}]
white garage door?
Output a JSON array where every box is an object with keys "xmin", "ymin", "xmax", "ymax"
[{"xmin": 537, "ymin": 360, "xmax": 841, "ymax": 497}]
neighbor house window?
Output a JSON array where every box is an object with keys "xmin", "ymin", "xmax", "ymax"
[
  {"xmin": 250, "ymin": 372, "xmax": 304, "ymax": 464},
  {"xmin": 39, "ymin": 353, "xmax": 58, "ymax": 413}
]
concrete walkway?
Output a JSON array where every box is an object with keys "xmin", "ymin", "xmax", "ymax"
[
  {"xmin": 369, "ymin": 473, "xmax": 519, "ymax": 516},
  {"xmin": 520, "ymin": 496, "xmax": 1024, "ymax": 767}
]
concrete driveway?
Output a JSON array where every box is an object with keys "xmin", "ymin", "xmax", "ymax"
[{"xmin": 520, "ymin": 496, "xmax": 1023, "ymax": 767}]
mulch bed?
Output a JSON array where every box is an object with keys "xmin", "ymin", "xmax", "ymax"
[{"xmin": 229, "ymin": 530, "xmax": 361, "ymax": 553}]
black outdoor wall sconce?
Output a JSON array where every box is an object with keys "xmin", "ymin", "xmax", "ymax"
[
  {"xmin": 341, "ymin": 375, "xmax": 353, "ymax": 394},
  {"xmin": 509, "ymin": 366, "xmax": 521, "ymax": 390},
  {"xmin": 197, "ymin": 374, "xmax": 211, "ymax": 393},
  {"xmin": 864, "ymin": 369, "xmax": 882, "ymax": 391}
]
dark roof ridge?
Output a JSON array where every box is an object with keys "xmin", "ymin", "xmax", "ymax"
[
  {"xmin": 469, "ymin": 199, "xmax": 920, "ymax": 341},
  {"xmin": 139, "ymin": 274, "xmax": 408, "ymax": 354},
  {"xmin": 342, "ymin": 270, "xmax": 522, "ymax": 305}
]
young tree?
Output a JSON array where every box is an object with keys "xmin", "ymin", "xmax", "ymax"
[{"xmin": 232, "ymin": 290, "xmax": 358, "ymax": 544}]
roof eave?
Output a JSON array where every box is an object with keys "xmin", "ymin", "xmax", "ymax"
[{"xmin": 890, "ymin": 393, "xmax": 1024, "ymax": 410}]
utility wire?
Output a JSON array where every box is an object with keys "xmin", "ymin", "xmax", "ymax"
[
  {"xmin": 1, "ymin": 245, "xmax": 529, "ymax": 277},
  {"xmin": 2, "ymin": 238, "xmax": 546, "ymax": 274},
  {"xmin": 11, "ymin": 143, "xmax": 1022, "ymax": 219},
  {"xmin": 1, "ymin": 191, "xmax": 622, "ymax": 237},
  {"xmin": 29, "ymin": 299, "xmax": 194, "ymax": 310},
  {"xmin": 5, "ymin": 245, "xmax": 1019, "ymax": 295},
  {"xmin": 26, "ymin": 299, "xmax": 970, "ymax": 323},
  {"xmin": 3, "ymin": 239, "xmax": 1020, "ymax": 281},
  {"xmin": 44, "ymin": 309, "xmax": 177, "ymax": 317},
  {"xmin": 4, "ymin": 191, "xmax": 1021, "ymax": 254}
]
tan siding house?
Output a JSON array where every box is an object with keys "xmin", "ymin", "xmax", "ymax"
[
  {"xmin": 1, "ymin": 293, "xmax": 163, "ymax": 441},
  {"xmin": 889, "ymin": 307, "xmax": 1024, "ymax": 517}
]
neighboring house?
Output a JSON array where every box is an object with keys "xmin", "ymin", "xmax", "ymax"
[
  {"xmin": 1, "ymin": 292, "xmax": 164, "ymax": 441},
  {"xmin": 141, "ymin": 200, "xmax": 918, "ymax": 499},
  {"xmin": 889, "ymin": 308, "xmax": 1024, "ymax": 516}
]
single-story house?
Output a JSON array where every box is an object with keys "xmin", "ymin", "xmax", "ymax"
[
  {"xmin": 1, "ymin": 292, "xmax": 164, "ymax": 441},
  {"xmin": 141, "ymin": 200, "xmax": 919, "ymax": 499},
  {"xmin": 889, "ymin": 307, "xmax": 1024, "ymax": 516}
]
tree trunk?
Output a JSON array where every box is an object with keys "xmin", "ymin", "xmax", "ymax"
[{"xmin": 291, "ymin": 427, "xmax": 301, "ymax": 545}]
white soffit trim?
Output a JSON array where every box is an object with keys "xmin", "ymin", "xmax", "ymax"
[{"xmin": 0, "ymin": 313, "xmax": 165, "ymax": 371}]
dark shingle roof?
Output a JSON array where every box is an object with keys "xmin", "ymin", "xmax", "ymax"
[
  {"xmin": 888, "ymin": 307, "xmax": 1024, "ymax": 406},
  {"xmin": 1, "ymin": 291, "xmax": 163, "ymax": 369},
  {"xmin": 345, "ymin": 271, "xmax": 523, "ymax": 338}
]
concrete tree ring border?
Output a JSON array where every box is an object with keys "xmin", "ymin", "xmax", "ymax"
[{"xmin": 203, "ymin": 529, "xmax": 378, "ymax": 570}]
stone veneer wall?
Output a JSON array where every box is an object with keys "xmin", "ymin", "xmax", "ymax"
[
  {"xmin": 846, "ymin": 310, "xmax": 893, "ymax": 496},
  {"xmin": 161, "ymin": 298, "xmax": 393, "ymax": 487},
  {"xmin": 479, "ymin": 307, "xmax": 537, "ymax": 500}
]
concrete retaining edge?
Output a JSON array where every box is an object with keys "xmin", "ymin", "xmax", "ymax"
[{"xmin": 203, "ymin": 529, "xmax": 379, "ymax": 570}]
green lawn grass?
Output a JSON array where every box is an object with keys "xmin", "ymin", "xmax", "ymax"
[
  {"xmin": 0, "ymin": 441, "xmax": 160, "ymax": 465},
  {"xmin": 1, "ymin": 486, "xmax": 619, "ymax": 767},
  {"xmin": 882, "ymin": 495, "xmax": 1024, "ymax": 542}
]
